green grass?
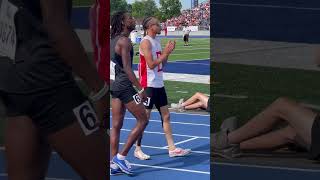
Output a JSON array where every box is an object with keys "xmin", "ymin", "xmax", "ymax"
[
  {"xmin": 212, "ymin": 62, "xmax": 320, "ymax": 132},
  {"xmin": 133, "ymin": 38, "xmax": 210, "ymax": 63},
  {"xmin": 164, "ymin": 81, "xmax": 210, "ymax": 105}
]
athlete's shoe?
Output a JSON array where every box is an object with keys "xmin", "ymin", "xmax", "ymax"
[
  {"xmin": 110, "ymin": 162, "xmax": 123, "ymax": 176},
  {"xmin": 169, "ymin": 147, "xmax": 191, "ymax": 157},
  {"xmin": 171, "ymin": 98, "xmax": 185, "ymax": 112},
  {"xmin": 112, "ymin": 156, "xmax": 133, "ymax": 175},
  {"xmin": 134, "ymin": 149, "xmax": 151, "ymax": 160},
  {"xmin": 211, "ymin": 130, "xmax": 241, "ymax": 159}
]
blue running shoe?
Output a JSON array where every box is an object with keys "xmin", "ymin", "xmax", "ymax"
[
  {"xmin": 110, "ymin": 162, "xmax": 123, "ymax": 176},
  {"xmin": 112, "ymin": 156, "xmax": 133, "ymax": 175}
]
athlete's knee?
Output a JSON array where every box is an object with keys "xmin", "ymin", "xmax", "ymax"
[
  {"xmin": 273, "ymin": 97, "xmax": 299, "ymax": 115},
  {"xmin": 112, "ymin": 120, "xmax": 123, "ymax": 131}
]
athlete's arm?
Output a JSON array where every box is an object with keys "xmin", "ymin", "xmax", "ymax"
[
  {"xmin": 140, "ymin": 39, "xmax": 175, "ymax": 70},
  {"xmin": 40, "ymin": 0, "xmax": 104, "ymax": 93},
  {"xmin": 118, "ymin": 37, "xmax": 143, "ymax": 91}
]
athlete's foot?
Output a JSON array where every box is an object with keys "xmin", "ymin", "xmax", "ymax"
[
  {"xmin": 110, "ymin": 161, "xmax": 123, "ymax": 176},
  {"xmin": 134, "ymin": 149, "xmax": 151, "ymax": 160},
  {"xmin": 169, "ymin": 147, "xmax": 191, "ymax": 157},
  {"xmin": 112, "ymin": 155, "xmax": 134, "ymax": 175}
]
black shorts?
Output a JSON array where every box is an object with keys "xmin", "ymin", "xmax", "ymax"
[
  {"xmin": 183, "ymin": 34, "xmax": 189, "ymax": 42},
  {"xmin": 111, "ymin": 86, "xmax": 138, "ymax": 104},
  {"xmin": 0, "ymin": 83, "xmax": 98, "ymax": 136},
  {"xmin": 206, "ymin": 98, "xmax": 211, "ymax": 112},
  {"xmin": 310, "ymin": 114, "xmax": 320, "ymax": 160},
  {"xmin": 144, "ymin": 87, "xmax": 168, "ymax": 110}
]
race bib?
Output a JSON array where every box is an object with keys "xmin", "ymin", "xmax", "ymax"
[
  {"xmin": 143, "ymin": 97, "xmax": 151, "ymax": 106},
  {"xmin": 73, "ymin": 101, "xmax": 99, "ymax": 136},
  {"xmin": 133, "ymin": 93, "xmax": 142, "ymax": 105},
  {"xmin": 110, "ymin": 61, "xmax": 116, "ymax": 80},
  {"xmin": 0, "ymin": 0, "xmax": 18, "ymax": 60}
]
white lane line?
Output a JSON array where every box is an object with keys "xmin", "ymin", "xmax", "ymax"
[
  {"xmin": 169, "ymin": 111, "xmax": 210, "ymax": 117},
  {"xmin": 213, "ymin": 162, "xmax": 320, "ymax": 173},
  {"xmin": 119, "ymin": 143, "xmax": 210, "ymax": 154},
  {"xmin": 149, "ymin": 119, "xmax": 210, "ymax": 127},
  {"xmin": 119, "ymin": 117, "xmax": 210, "ymax": 127},
  {"xmin": 120, "ymin": 128, "xmax": 209, "ymax": 139},
  {"xmin": 130, "ymin": 163, "xmax": 210, "ymax": 175},
  {"xmin": 163, "ymin": 137, "xmax": 199, "ymax": 148}
]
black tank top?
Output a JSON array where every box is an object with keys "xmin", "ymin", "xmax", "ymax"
[
  {"xmin": 110, "ymin": 35, "xmax": 134, "ymax": 92},
  {"xmin": 0, "ymin": 0, "xmax": 74, "ymax": 93}
]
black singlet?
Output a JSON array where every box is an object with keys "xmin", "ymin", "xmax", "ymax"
[
  {"xmin": 110, "ymin": 35, "xmax": 134, "ymax": 92},
  {"xmin": 0, "ymin": 0, "xmax": 74, "ymax": 94}
]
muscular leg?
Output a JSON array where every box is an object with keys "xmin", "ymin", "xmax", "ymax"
[
  {"xmin": 118, "ymin": 101, "xmax": 148, "ymax": 156},
  {"xmin": 5, "ymin": 116, "xmax": 52, "ymax": 180},
  {"xmin": 48, "ymin": 121, "xmax": 108, "ymax": 180},
  {"xmin": 110, "ymin": 98, "xmax": 126, "ymax": 157},
  {"xmin": 228, "ymin": 97, "xmax": 316, "ymax": 147}
]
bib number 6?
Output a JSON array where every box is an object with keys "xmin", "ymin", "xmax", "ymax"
[{"xmin": 73, "ymin": 101, "xmax": 99, "ymax": 136}]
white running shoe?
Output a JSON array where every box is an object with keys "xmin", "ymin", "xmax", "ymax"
[
  {"xmin": 134, "ymin": 149, "xmax": 151, "ymax": 160},
  {"xmin": 169, "ymin": 148, "xmax": 191, "ymax": 157}
]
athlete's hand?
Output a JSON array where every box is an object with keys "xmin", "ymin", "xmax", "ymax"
[
  {"xmin": 139, "ymin": 91, "xmax": 148, "ymax": 103},
  {"xmin": 163, "ymin": 40, "xmax": 175, "ymax": 55}
]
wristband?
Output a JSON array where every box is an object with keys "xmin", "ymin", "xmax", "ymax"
[
  {"xmin": 138, "ymin": 88, "xmax": 144, "ymax": 94},
  {"xmin": 89, "ymin": 83, "xmax": 109, "ymax": 102}
]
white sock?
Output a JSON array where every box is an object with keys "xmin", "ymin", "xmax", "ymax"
[
  {"xmin": 117, "ymin": 153, "xmax": 126, "ymax": 160},
  {"xmin": 135, "ymin": 146, "xmax": 142, "ymax": 151}
]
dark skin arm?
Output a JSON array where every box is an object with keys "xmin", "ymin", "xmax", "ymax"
[
  {"xmin": 40, "ymin": 0, "xmax": 108, "ymax": 127},
  {"xmin": 116, "ymin": 37, "xmax": 147, "ymax": 100},
  {"xmin": 40, "ymin": 0, "xmax": 104, "ymax": 92}
]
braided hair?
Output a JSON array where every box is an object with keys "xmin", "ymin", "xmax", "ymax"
[
  {"xmin": 142, "ymin": 17, "xmax": 154, "ymax": 36},
  {"xmin": 111, "ymin": 11, "xmax": 127, "ymax": 38}
]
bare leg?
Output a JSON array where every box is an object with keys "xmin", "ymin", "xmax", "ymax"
[
  {"xmin": 159, "ymin": 106, "xmax": 176, "ymax": 151},
  {"xmin": 240, "ymin": 126, "xmax": 298, "ymax": 150},
  {"xmin": 48, "ymin": 121, "xmax": 108, "ymax": 179},
  {"xmin": 135, "ymin": 109, "xmax": 150, "ymax": 147},
  {"xmin": 182, "ymin": 92, "xmax": 208, "ymax": 108},
  {"xmin": 5, "ymin": 116, "xmax": 51, "ymax": 180},
  {"xmin": 228, "ymin": 97, "xmax": 316, "ymax": 147},
  {"xmin": 119, "ymin": 101, "xmax": 148, "ymax": 156},
  {"xmin": 110, "ymin": 98, "xmax": 126, "ymax": 157},
  {"xmin": 185, "ymin": 101, "xmax": 205, "ymax": 110}
]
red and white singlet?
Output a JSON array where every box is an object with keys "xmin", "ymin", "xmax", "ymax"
[{"xmin": 139, "ymin": 35, "xmax": 164, "ymax": 88}]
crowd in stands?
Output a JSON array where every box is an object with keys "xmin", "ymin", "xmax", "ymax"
[{"xmin": 164, "ymin": 1, "xmax": 210, "ymax": 30}]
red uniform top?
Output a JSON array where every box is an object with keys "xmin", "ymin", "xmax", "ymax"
[{"xmin": 90, "ymin": 0, "xmax": 110, "ymax": 84}]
